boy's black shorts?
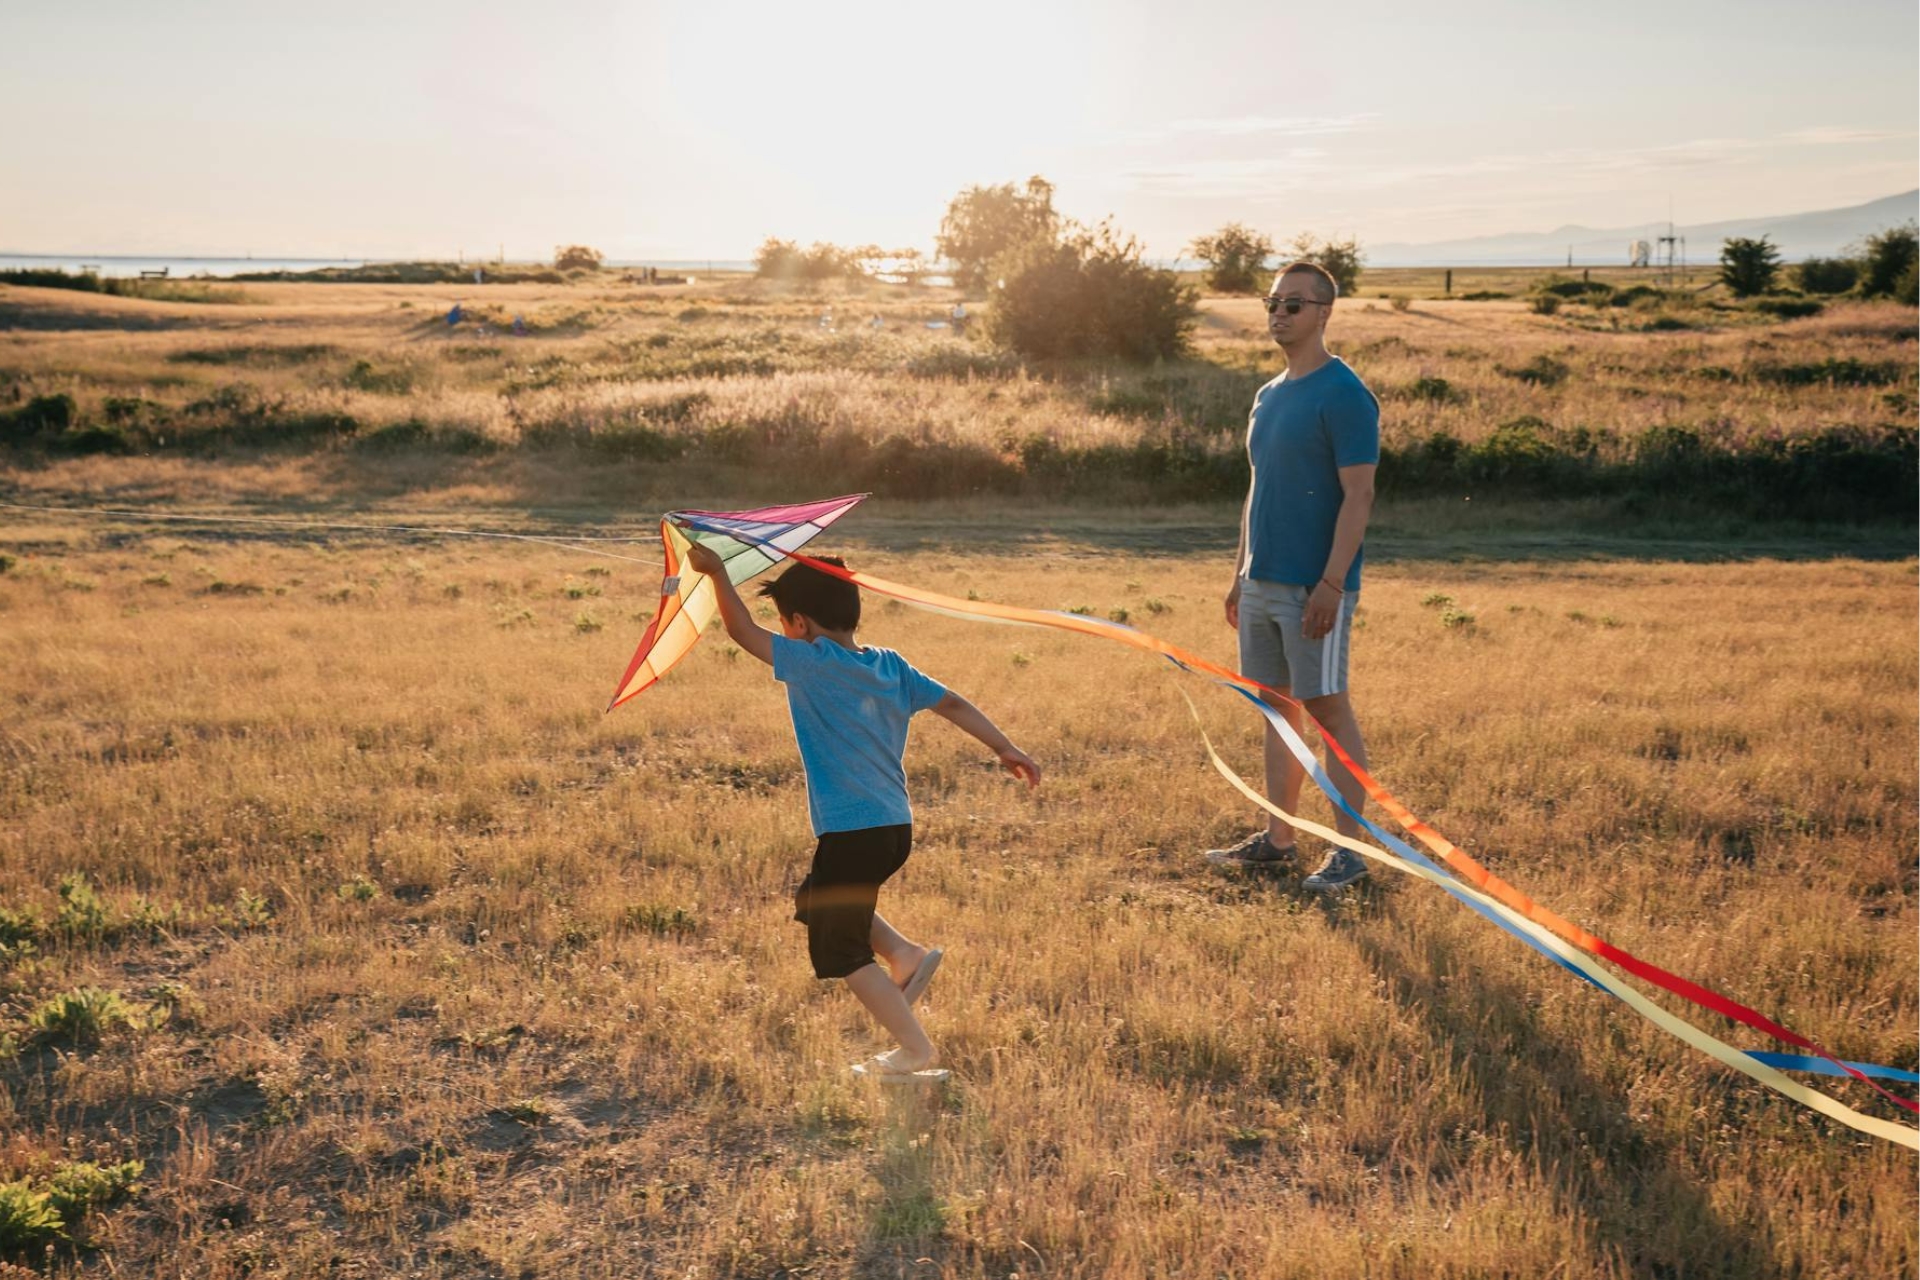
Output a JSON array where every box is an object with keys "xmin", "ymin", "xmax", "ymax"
[{"xmin": 792, "ymin": 824, "xmax": 912, "ymax": 979}]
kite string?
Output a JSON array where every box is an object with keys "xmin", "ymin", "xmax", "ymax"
[{"xmin": 0, "ymin": 500, "xmax": 660, "ymax": 564}]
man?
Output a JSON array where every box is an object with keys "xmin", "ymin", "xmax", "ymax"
[{"xmin": 1205, "ymin": 261, "xmax": 1379, "ymax": 891}]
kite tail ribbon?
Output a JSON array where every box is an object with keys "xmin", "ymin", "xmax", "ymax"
[{"xmin": 662, "ymin": 513, "xmax": 1919, "ymax": 1135}]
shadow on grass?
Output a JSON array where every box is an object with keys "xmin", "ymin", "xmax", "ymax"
[
  {"xmin": 1348, "ymin": 923, "xmax": 1789, "ymax": 1280},
  {"xmin": 857, "ymin": 1086, "xmax": 951, "ymax": 1276}
]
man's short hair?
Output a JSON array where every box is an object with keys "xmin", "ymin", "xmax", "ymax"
[
  {"xmin": 1274, "ymin": 260, "xmax": 1338, "ymax": 303},
  {"xmin": 758, "ymin": 555, "xmax": 860, "ymax": 631}
]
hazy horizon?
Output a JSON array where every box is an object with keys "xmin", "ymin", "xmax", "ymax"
[{"xmin": 3, "ymin": 0, "xmax": 1915, "ymax": 261}]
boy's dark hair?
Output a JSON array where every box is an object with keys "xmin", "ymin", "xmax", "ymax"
[{"xmin": 758, "ymin": 556, "xmax": 860, "ymax": 631}]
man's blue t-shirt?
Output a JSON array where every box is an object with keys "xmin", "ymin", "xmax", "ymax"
[
  {"xmin": 1242, "ymin": 356, "xmax": 1381, "ymax": 592},
  {"xmin": 770, "ymin": 635, "xmax": 949, "ymax": 836}
]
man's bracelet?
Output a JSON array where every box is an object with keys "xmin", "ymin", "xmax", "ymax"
[{"xmin": 1319, "ymin": 577, "xmax": 1345, "ymax": 595}]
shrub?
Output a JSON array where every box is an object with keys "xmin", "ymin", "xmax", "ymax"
[
  {"xmin": 1753, "ymin": 358, "xmax": 1902, "ymax": 387},
  {"xmin": 1719, "ymin": 236, "xmax": 1781, "ymax": 298},
  {"xmin": 985, "ymin": 220, "xmax": 1197, "ymax": 362},
  {"xmin": 553, "ymin": 245, "xmax": 604, "ymax": 272},
  {"xmin": 1282, "ymin": 232, "xmax": 1363, "ymax": 296},
  {"xmin": 1539, "ymin": 278, "xmax": 1614, "ymax": 301},
  {"xmin": 1611, "ymin": 284, "xmax": 1667, "ymax": 307},
  {"xmin": 1, "ymin": 393, "xmax": 76, "ymax": 443},
  {"xmin": 1855, "ymin": 221, "xmax": 1917, "ymax": 299},
  {"xmin": 1755, "ymin": 298, "xmax": 1824, "ymax": 319},
  {"xmin": 1186, "ymin": 222, "xmax": 1275, "ymax": 294},
  {"xmin": 1406, "ymin": 376, "xmax": 1462, "ymax": 403},
  {"xmin": 1530, "ymin": 293, "xmax": 1561, "ymax": 315},
  {"xmin": 1794, "ymin": 257, "xmax": 1858, "ymax": 294},
  {"xmin": 1500, "ymin": 354, "xmax": 1571, "ymax": 386}
]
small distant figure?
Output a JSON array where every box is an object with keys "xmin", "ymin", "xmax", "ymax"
[
  {"xmin": 512, "ymin": 314, "xmax": 527, "ymax": 337},
  {"xmin": 869, "ymin": 313, "xmax": 884, "ymax": 330},
  {"xmin": 949, "ymin": 301, "xmax": 968, "ymax": 334},
  {"xmin": 446, "ymin": 303, "xmax": 463, "ymax": 327},
  {"xmin": 474, "ymin": 267, "xmax": 484, "ymax": 285},
  {"xmin": 819, "ymin": 307, "xmax": 834, "ymax": 331}
]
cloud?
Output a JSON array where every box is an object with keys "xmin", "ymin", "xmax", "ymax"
[
  {"xmin": 1119, "ymin": 113, "xmax": 1379, "ymax": 145},
  {"xmin": 1119, "ymin": 128, "xmax": 1918, "ymax": 200},
  {"xmin": 1780, "ymin": 126, "xmax": 1913, "ymax": 146}
]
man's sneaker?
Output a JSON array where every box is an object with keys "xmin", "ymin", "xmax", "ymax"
[
  {"xmin": 1303, "ymin": 847, "xmax": 1369, "ymax": 892},
  {"xmin": 1205, "ymin": 832, "xmax": 1299, "ymax": 870}
]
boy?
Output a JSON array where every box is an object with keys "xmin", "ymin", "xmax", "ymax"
[{"xmin": 683, "ymin": 541, "xmax": 1040, "ymax": 1081}]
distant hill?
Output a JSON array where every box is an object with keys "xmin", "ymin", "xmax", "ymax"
[{"xmin": 1369, "ymin": 191, "xmax": 1918, "ymax": 267}]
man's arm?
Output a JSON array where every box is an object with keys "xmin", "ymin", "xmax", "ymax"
[
  {"xmin": 929, "ymin": 691, "xmax": 1041, "ymax": 787},
  {"xmin": 1301, "ymin": 462, "xmax": 1376, "ymax": 641},
  {"xmin": 683, "ymin": 542, "xmax": 775, "ymax": 666}
]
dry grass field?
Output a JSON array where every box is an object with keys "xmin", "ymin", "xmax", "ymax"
[
  {"xmin": 0, "ymin": 274, "xmax": 1914, "ymax": 1277},
  {"xmin": 0, "ymin": 512, "xmax": 1913, "ymax": 1278},
  {"xmin": 1, "ymin": 274, "xmax": 1912, "ymax": 519}
]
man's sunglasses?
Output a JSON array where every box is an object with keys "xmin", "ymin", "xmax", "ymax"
[{"xmin": 1264, "ymin": 295, "xmax": 1331, "ymax": 315}]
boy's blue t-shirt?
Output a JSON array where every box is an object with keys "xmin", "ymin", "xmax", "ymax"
[
  {"xmin": 1242, "ymin": 356, "xmax": 1381, "ymax": 592},
  {"xmin": 770, "ymin": 634, "xmax": 949, "ymax": 836}
]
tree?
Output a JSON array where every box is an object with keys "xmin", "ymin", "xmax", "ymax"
[
  {"xmin": 754, "ymin": 237, "xmax": 803, "ymax": 280},
  {"xmin": 937, "ymin": 176, "xmax": 1058, "ymax": 292},
  {"xmin": 984, "ymin": 219, "xmax": 1197, "ymax": 362},
  {"xmin": 1282, "ymin": 232, "xmax": 1364, "ymax": 297},
  {"xmin": 553, "ymin": 244, "xmax": 604, "ymax": 272},
  {"xmin": 1186, "ymin": 223, "xmax": 1275, "ymax": 294},
  {"xmin": 1718, "ymin": 236, "xmax": 1780, "ymax": 298},
  {"xmin": 1855, "ymin": 220, "xmax": 1918, "ymax": 299},
  {"xmin": 1794, "ymin": 256, "xmax": 1858, "ymax": 295}
]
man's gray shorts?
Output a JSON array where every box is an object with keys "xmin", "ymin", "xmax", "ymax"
[{"xmin": 1237, "ymin": 578, "xmax": 1358, "ymax": 699}]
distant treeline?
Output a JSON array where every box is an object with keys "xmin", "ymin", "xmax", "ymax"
[{"xmin": 4, "ymin": 388, "xmax": 1910, "ymax": 524}]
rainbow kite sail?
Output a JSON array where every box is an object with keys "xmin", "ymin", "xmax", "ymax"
[{"xmin": 606, "ymin": 494, "xmax": 868, "ymax": 710}]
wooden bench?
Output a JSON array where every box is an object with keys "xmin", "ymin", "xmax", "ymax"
[{"xmin": 139, "ymin": 267, "xmax": 169, "ymax": 279}]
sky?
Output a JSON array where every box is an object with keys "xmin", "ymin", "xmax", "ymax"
[{"xmin": 2, "ymin": 0, "xmax": 1915, "ymax": 260}]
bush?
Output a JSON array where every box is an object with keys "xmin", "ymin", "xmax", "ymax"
[
  {"xmin": 1281, "ymin": 232, "xmax": 1363, "ymax": 296},
  {"xmin": 1186, "ymin": 222, "xmax": 1274, "ymax": 294},
  {"xmin": 1530, "ymin": 293, "xmax": 1561, "ymax": 316},
  {"xmin": 1752, "ymin": 358, "xmax": 1902, "ymax": 387},
  {"xmin": 753, "ymin": 239, "xmax": 867, "ymax": 282},
  {"xmin": 1610, "ymin": 284, "xmax": 1667, "ymax": 307},
  {"xmin": 1755, "ymin": 298, "xmax": 1824, "ymax": 319},
  {"xmin": 1539, "ymin": 278, "xmax": 1614, "ymax": 301},
  {"xmin": 985, "ymin": 220, "xmax": 1198, "ymax": 362},
  {"xmin": 1406, "ymin": 376, "xmax": 1462, "ymax": 403},
  {"xmin": 1500, "ymin": 354, "xmax": 1571, "ymax": 386},
  {"xmin": 553, "ymin": 245, "xmax": 604, "ymax": 272},
  {"xmin": 1, "ymin": 392, "xmax": 75, "ymax": 442},
  {"xmin": 1794, "ymin": 257, "xmax": 1858, "ymax": 295},
  {"xmin": 1719, "ymin": 236, "xmax": 1781, "ymax": 298},
  {"xmin": 1855, "ymin": 221, "xmax": 1917, "ymax": 299}
]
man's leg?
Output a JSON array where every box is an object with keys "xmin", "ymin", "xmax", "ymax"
[
  {"xmin": 1261, "ymin": 693, "xmax": 1307, "ymax": 848},
  {"xmin": 1301, "ymin": 689, "xmax": 1369, "ymax": 838}
]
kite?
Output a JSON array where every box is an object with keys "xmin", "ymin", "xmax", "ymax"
[
  {"xmin": 611, "ymin": 497, "xmax": 1918, "ymax": 1149},
  {"xmin": 606, "ymin": 494, "xmax": 867, "ymax": 711}
]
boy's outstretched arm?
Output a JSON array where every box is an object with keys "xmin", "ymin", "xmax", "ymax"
[
  {"xmin": 930, "ymin": 691, "xmax": 1041, "ymax": 787},
  {"xmin": 683, "ymin": 542, "xmax": 774, "ymax": 665}
]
